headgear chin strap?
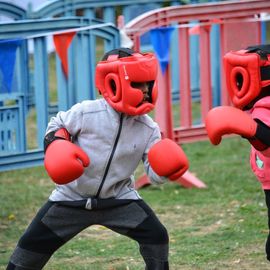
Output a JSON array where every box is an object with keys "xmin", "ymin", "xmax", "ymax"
[
  {"xmin": 223, "ymin": 45, "xmax": 270, "ymax": 109},
  {"xmin": 95, "ymin": 49, "xmax": 158, "ymax": 115}
]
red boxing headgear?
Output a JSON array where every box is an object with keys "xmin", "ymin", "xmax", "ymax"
[
  {"xmin": 95, "ymin": 48, "xmax": 158, "ymax": 115},
  {"xmin": 223, "ymin": 45, "xmax": 270, "ymax": 109}
]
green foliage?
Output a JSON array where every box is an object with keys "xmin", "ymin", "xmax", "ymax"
[{"xmin": 1, "ymin": 137, "xmax": 269, "ymax": 269}]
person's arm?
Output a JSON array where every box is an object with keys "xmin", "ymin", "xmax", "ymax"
[
  {"xmin": 46, "ymin": 102, "xmax": 84, "ymax": 136},
  {"xmin": 44, "ymin": 102, "xmax": 90, "ymax": 184},
  {"xmin": 142, "ymin": 126, "xmax": 165, "ymax": 184},
  {"xmin": 205, "ymin": 106, "xmax": 270, "ymax": 151},
  {"xmin": 143, "ymin": 125, "xmax": 189, "ymax": 183},
  {"xmin": 248, "ymin": 119, "xmax": 270, "ymax": 151}
]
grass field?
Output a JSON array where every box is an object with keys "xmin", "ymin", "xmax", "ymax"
[{"xmin": 1, "ymin": 136, "xmax": 270, "ymax": 269}]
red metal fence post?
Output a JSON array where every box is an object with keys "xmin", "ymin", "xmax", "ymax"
[
  {"xmin": 155, "ymin": 66, "xmax": 174, "ymax": 139},
  {"xmin": 179, "ymin": 27, "xmax": 192, "ymax": 128},
  {"xmin": 199, "ymin": 24, "xmax": 212, "ymax": 123}
]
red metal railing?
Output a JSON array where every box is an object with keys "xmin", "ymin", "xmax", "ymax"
[
  {"xmin": 125, "ymin": 0, "xmax": 270, "ymax": 144},
  {"xmin": 124, "ymin": 0, "xmax": 270, "ymax": 188}
]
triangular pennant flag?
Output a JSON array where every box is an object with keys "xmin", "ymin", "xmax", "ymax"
[
  {"xmin": 189, "ymin": 25, "xmax": 200, "ymax": 35},
  {"xmin": 150, "ymin": 26, "xmax": 175, "ymax": 74},
  {"xmin": 189, "ymin": 23, "xmax": 212, "ymax": 36},
  {"xmin": 0, "ymin": 39, "xmax": 22, "ymax": 93},
  {"xmin": 53, "ymin": 32, "xmax": 76, "ymax": 78}
]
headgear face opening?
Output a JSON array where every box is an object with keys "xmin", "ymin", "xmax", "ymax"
[
  {"xmin": 223, "ymin": 45, "xmax": 270, "ymax": 109},
  {"xmin": 95, "ymin": 48, "xmax": 158, "ymax": 115}
]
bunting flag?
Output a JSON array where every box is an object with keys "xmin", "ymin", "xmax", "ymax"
[
  {"xmin": 189, "ymin": 25, "xmax": 200, "ymax": 35},
  {"xmin": 0, "ymin": 39, "xmax": 22, "ymax": 93},
  {"xmin": 150, "ymin": 26, "xmax": 175, "ymax": 74},
  {"xmin": 189, "ymin": 20, "xmax": 216, "ymax": 35},
  {"xmin": 53, "ymin": 32, "xmax": 76, "ymax": 78}
]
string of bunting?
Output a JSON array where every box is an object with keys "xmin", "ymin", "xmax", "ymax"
[
  {"xmin": 1, "ymin": 14, "xmax": 270, "ymax": 93},
  {"xmin": 144, "ymin": 14, "xmax": 270, "ymax": 75},
  {"xmin": 0, "ymin": 23, "xmax": 113, "ymax": 93}
]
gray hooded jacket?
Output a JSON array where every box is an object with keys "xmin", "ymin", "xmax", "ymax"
[{"xmin": 46, "ymin": 98, "xmax": 166, "ymax": 202}]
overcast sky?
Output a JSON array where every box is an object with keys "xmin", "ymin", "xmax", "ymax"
[
  {"xmin": 0, "ymin": 0, "xmax": 52, "ymax": 21},
  {"xmin": 2, "ymin": 0, "xmax": 49, "ymax": 11}
]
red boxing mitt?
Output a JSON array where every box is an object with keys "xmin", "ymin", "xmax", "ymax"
[
  {"xmin": 205, "ymin": 106, "xmax": 257, "ymax": 145},
  {"xmin": 148, "ymin": 138, "xmax": 189, "ymax": 181},
  {"xmin": 44, "ymin": 129, "xmax": 90, "ymax": 185}
]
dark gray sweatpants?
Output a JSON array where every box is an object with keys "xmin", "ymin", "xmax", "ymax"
[{"xmin": 7, "ymin": 199, "xmax": 169, "ymax": 270}]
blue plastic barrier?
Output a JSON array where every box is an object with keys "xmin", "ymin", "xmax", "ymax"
[
  {"xmin": 0, "ymin": 0, "xmax": 251, "ymax": 172},
  {"xmin": 0, "ymin": 17, "xmax": 119, "ymax": 171}
]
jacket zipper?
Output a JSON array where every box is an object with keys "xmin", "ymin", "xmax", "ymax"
[{"xmin": 95, "ymin": 113, "xmax": 124, "ymax": 198}]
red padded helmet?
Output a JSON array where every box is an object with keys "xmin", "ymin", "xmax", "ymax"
[
  {"xmin": 223, "ymin": 45, "xmax": 270, "ymax": 109},
  {"xmin": 95, "ymin": 48, "xmax": 158, "ymax": 115}
]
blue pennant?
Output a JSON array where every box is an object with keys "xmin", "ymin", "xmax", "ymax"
[
  {"xmin": 150, "ymin": 26, "xmax": 175, "ymax": 74},
  {"xmin": 0, "ymin": 39, "xmax": 22, "ymax": 93}
]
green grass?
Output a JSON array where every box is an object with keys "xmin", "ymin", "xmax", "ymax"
[{"xmin": 1, "ymin": 137, "xmax": 270, "ymax": 269}]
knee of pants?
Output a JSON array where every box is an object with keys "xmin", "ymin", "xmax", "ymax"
[
  {"xmin": 266, "ymin": 234, "xmax": 270, "ymax": 261},
  {"xmin": 18, "ymin": 224, "xmax": 65, "ymax": 255},
  {"xmin": 156, "ymin": 224, "xmax": 169, "ymax": 244},
  {"xmin": 146, "ymin": 223, "xmax": 169, "ymax": 245}
]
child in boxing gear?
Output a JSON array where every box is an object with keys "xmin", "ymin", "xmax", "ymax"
[
  {"xmin": 205, "ymin": 44, "xmax": 270, "ymax": 261},
  {"xmin": 6, "ymin": 47, "xmax": 189, "ymax": 270}
]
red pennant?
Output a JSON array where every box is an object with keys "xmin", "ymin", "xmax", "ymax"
[
  {"xmin": 53, "ymin": 32, "xmax": 76, "ymax": 77},
  {"xmin": 189, "ymin": 25, "xmax": 200, "ymax": 35}
]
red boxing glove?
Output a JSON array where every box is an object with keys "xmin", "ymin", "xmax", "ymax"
[
  {"xmin": 44, "ymin": 129, "xmax": 90, "ymax": 184},
  {"xmin": 148, "ymin": 138, "xmax": 189, "ymax": 181},
  {"xmin": 205, "ymin": 106, "xmax": 257, "ymax": 145}
]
